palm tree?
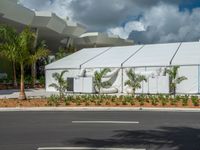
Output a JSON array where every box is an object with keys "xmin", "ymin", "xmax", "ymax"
[
  {"xmin": 125, "ymin": 69, "xmax": 147, "ymax": 95},
  {"xmin": 165, "ymin": 66, "xmax": 187, "ymax": 96},
  {"xmin": 49, "ymin": 70, "xmax": 68, "ymax": 99},
  {"xmin": 0, "ymin": 25, "xmax": 18, "ymax": 88},
  {"xmin": 29, "ymin": 40, "xmax": 49, "ymax": 87},
  {"xmin": 94, "ymin": 68, "xmax": 111, "ymax": 94},
  {"xmin": 55, "ymin": 45, "xmax": 76, "ymax": 60},
  {"xmin": 55, "ymin": 47, "xmax": 67, "ymax": 60},
  {"xmin": 16, "ymin": 27, "xmax": 35, "ymax": 100}
]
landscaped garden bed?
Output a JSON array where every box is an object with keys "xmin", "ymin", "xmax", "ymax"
[{"xmin": 0, "ymin": 94, "xmax": 200, "ymax": 108}]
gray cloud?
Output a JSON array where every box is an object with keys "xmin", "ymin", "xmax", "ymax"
[
  {"xmin": 127, "ymin": 4, "xmax": 200, "ymax": 44},
  {"xmin": 69, "ymin": 0, "xmax": 180, "ymax": 31}
]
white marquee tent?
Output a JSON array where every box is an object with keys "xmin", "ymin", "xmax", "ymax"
[{"xmin": 45, "ymin": 41, "xmax": 200, "ymax": 94}]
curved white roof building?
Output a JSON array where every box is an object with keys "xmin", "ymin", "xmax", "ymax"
[
  {"xmin": 0, "ymin": 0, "xmax": 133, "ymax": 51},
  {"xmin": 0, "ymin": 0, "xmax": 86, "ymax": 51}
]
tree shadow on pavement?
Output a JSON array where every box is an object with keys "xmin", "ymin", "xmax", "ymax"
[{"xmin": 69, "ymin": 127, "xmax": 200, "ymax": 150}]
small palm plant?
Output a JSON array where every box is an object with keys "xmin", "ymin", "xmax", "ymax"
[
  {"xmin": 94, "ymin": 68, "xmax": 111, "ymax": 94},
  {"xmin": 125, "ymin": 69, "xmax": 147, "ymax": 95},
  {"xmin": 165, "ymin": 66, "xmax": 187, "ymax": 96},
  {"xmin": 49, "ymin": 70, "xmax": 68, "ymax": 100}
]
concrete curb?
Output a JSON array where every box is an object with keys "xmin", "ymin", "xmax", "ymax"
[{"xmin": 0, "ymin": 107, "xmax": 200, "ymax": 112}]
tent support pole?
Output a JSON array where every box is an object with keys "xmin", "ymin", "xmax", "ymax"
[
  {"xmin": 121, "ymin": 67, "xmax": 124, "ymax": 93},
  {"xmin": 198, "ymin": 65, "xmax": 200, "ymax": 94}
]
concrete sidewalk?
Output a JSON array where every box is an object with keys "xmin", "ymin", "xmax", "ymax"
[{"xmin": 0, "ymin": 89, "xmax": 56, "ymax": 99}]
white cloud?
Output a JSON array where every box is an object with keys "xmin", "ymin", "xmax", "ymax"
[
  {"xmin": 109, "ymin": 3, "xmax": 200, "ymax": 43},
  {"xmin": 20, "ymin": 0, "xmax": 74, "ymax": 19},
  {"xmin": 108, "ymin": 21, "xmax": 145, "ymax": 39}
]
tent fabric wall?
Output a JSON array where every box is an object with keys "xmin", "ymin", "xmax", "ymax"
[
  {"xmin": 123, "ymin": 67, "xmax": 169, "ymax": 94},
  {"xmin": 176, "ymin": 66, "xmax": 199, "ymax": 94},
  {"xmin": 45, "ymin": 69, "xmax": 80, "ymax": 92}
]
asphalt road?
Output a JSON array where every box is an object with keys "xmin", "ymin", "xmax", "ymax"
[{"xmin": 0, "ymin": 111, "xmax": 200, "ymax": 150}]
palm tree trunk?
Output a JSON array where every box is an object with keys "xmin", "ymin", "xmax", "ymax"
[
  {"xmin": 19, "ymin": 63, "xmax": 26, "ymax": 100},
  {"xmin": 31, "ymin": 62, "xmax": 36, "ymax": 88},
  {"xmin": 132, "ymin": 88, "xmax": 135, "ymax": 96},
  {"xmin": 31, "ymin": 28, "xmax": 39, "ymax": 88},
  {"xmin": 12, "ymin": 61, "xmax": 17, "ymax": 88},
  {"xmin": 173, "ymin": 86, "xmax": 176, "ymax": 97}
]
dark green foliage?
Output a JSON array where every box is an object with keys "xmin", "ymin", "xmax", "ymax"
[
  {"xmin": 191, "ymin": 96, "xmax": 199, "ymax": 106},
  {"xmin": 150, "ymin": 95, "xmax": 159, "ymax": 106},
  {"xmin": 136, "ymin": 95, "xmax": 145, "ymax": 106},
  {"xmin": 182, "ymin": 95, "xmax": 189, "ymax": 106},
  {"xmin": 47, "ymin": 95, "xmax": 59, "ymax": 106},
  {"xmin": 38, "ymin": 76, "xmax": 45, "ymax": 86}
]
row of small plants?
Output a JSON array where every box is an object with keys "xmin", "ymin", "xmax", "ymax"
[{"xmin": 47, "ymin": 94, "xmax": 200, "ymax": 107}]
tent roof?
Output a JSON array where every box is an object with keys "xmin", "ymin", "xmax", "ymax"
[
  {"xmin": 45, "ymin": 47, "xmax": 110, "ymax": 70},
  {"xmin": 82, "ymin": 45, "xmax": 143, "ymax": 68},
  {"xmin": 46, "ymin": 41, "xmax": 200, "ymax": 70},
  {"xmin": 123, "ymin": 43, "xmax": 180, "ymax": 67},
  {"xmin": 172, "ymin": 42, "xmax": 200, "ymax": 65}
]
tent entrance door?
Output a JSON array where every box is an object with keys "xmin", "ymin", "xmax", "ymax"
[{"xmin": 67, "ymin": 78, "xmax": 74, "ymax": 92}]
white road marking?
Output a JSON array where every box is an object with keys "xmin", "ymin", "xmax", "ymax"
[
  {"xmin": 72, "ymin": 121, "xmax": 139, "ymax": 124},
  {"xmin": 38, "ymin": 147, "xmax": 145, "ymax": 150}
]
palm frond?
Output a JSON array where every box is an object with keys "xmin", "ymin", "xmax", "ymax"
[
  {"xmin": 100, "ymin": 68, "xmax": 111, "ymax": 77},
  {"xmin": 60, "ymin": 70, "xmax": 68, "ymax": 78},
  {"xmin": 176, "ymin": 76, "xmax": 187, "ymax": 84},
  {"xmin": 125, "ymin": 69, "xmax": 146, "ymax": 94},
  {"xmin": 49, "ymin": 83, "xmax": 60, "ymax": 91}
]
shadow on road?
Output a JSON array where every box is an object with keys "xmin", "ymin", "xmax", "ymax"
[{"xmin": 69, "ymin": 127, "xmax": 200, "ymax": 150}]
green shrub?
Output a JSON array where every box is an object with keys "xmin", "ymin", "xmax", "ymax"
[
  {"xmin": 135, "ymin": 95, "xmax": 145, "ymax": 106},
  {"xmin": 182, "ymin": 95, "xmax": 189, "ymax": 106},
  {"xmin": 75, "ymin": 100, "xmax": 81, "ymax": 106},
  {"xmin": 105, "ymin": 101, "xmax": 110, "ymax": 105},
  {"xmin": 130, "ymin": 100, "xmax": 135, "ymax": 106},
  {"xmin": 150, "ymin": 95, "xmax": 159, "ymax": 106},
  {"xmin": 122, "ymin": 100, "xmax": 128, "ymax": 105},
  {"xmin": 38, "ymin": 76, "xmax": 45, "ymax": 86},
  {"xmin": 47, "ymin": 95, "xmax": 59, "ymax": 106},
  {"xmin": 161, "ymin": 97, "xmax": 168, "ymax": 106},
  {"xmin": 64, "ymin": 97, "xmax": 70, "ymax": 106},
  {"xmin": 119, "ymin": 95, "xmax": 124, "ymax": 101},
  {"xmin": 191, "ymin": 96, "xmax": 199, "ymax": 106},
  {"xmin": 95, "ymin": 100, "xmax": 102, "ymax": 106},
  {"xmin": 85, "ymin": 101, "xmax": 90, "ymax": 106},
  {"xmin": 111, "ymin": 95, "xmax": 117, "ymax": 102},
  {"xmin": 170, "ymin": 96, "xmax": 179, "ymax": 106},
  {"xmin": 115, "ymin": 101, "xmax": 120, "ymax": 106}
]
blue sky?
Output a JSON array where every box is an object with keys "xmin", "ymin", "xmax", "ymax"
[
  {"xmin": 180, "ymin": 0, "xmax": 200, "ymax": 10},
  {"xmin": 20, "ymin": 0, "xmax": 200, "ymax": 44}
]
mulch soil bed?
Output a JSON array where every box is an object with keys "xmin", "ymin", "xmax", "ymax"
[{"xmin": 0, "ymin": 98, "xmax": 199, "ymax": 108}]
